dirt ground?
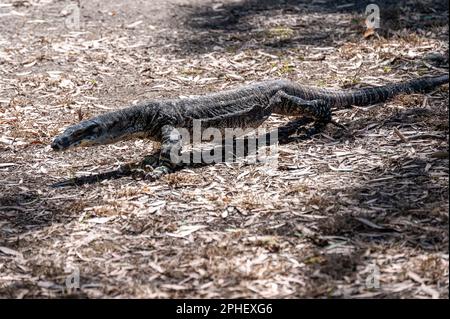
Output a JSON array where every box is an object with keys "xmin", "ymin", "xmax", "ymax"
[{"xmin": 0, "ymin": 0, "xmax": 448, "ymax": 298}]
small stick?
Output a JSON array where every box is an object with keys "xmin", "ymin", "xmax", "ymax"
[
  {"xmin": 393, "ymin": 127, "xmax": 407, "ymax": 143},
  {"xmin": 330, "ymin": 119, "xmax": 347, "ymax": 131}
]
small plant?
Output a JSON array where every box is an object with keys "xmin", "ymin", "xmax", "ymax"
[
  {"xmin": 279, "ymin": 61, "xmax": 295, "ymax": 75},
  {"xmin": 267, "ymin": 26, "xmax": 294, "ymax": 39}
]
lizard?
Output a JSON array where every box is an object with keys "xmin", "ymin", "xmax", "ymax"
[{"xmin": 51, "ymin": 74, "xmax": 449, "ymax": 180}]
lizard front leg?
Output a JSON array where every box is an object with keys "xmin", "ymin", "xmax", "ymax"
[{"xmin": 144, "ymin": 125, "xmax": 183, "ymax": 181}]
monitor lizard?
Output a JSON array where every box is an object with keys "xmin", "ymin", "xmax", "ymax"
[{"xmin": 51, "ymin": 74, "xmax": 449, "ymax": 180}]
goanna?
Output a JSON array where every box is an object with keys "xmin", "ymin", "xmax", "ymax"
[{"xmin": 51, "ymin": 74, "xmax": 449, "ymax": 179}]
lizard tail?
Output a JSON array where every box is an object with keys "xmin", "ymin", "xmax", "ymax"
[{"xmin": 293, "ymin": 74, "xmax": 449, "ymax": 108}]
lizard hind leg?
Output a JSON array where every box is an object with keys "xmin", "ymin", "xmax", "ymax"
[
  {"xmin": 272, "ymin": 91, "xmax": 331, "ymax": 122},
  {"xmin": 271, "ymin": 91, "xmax": 333, "ymax": 136}
]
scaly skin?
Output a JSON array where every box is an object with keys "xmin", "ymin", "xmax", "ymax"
[{"xmin": 51, "ymin": 74, "xmax": 449, "ymax": 179}]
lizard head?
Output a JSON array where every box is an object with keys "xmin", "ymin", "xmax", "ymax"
[
  {"xmin": 51, "ymin": 107, "xmax": 149, "ymax": 151},
  {"xmin": 51, "ymin": 120, "xmax": 109, "ymax": 151}
]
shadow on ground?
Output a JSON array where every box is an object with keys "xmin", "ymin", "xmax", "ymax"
[
  {"xmin": 0, "ymin": 188, "xmax": 87, "ymax": 237},
  {"xmin": 318, "ymin": 155, "xmax": 448, "ymax": 249},
  {"xmin": 174, "ymin": 0, "xmax": 448, "ymax": 54},
  {"xmin": 49, "ymin": 117, "xmax": 317, "ymax": 187}
]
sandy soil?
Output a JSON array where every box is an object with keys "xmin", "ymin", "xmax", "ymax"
[{"xmin": 0, "ymin": 0, "xmax": 448, "ymax": 298}]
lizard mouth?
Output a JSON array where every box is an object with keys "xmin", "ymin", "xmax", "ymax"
[
  {"xmin": 51, "ymin": 136, "xmax": 71, "ymax": 151},
  {"xmin": 51, "ymin": 134, "xmax": 99, "ymax": 151},
  {"xmin": 51, "ymin": 134, "xmax": 89, "ymax": 151}
]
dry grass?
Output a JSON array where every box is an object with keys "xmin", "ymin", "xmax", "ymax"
[{"xmin": 0, "ymin": 0, "xmax": 448, "ymax": 298}]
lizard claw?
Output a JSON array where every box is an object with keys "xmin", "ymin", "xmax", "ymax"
[
  {"xmin": 140, "ymin": 154, "xmax": 160, "ymax": 169},
  {"xmin": 143, "ymin": 172, "xmax": 159, "ymax": 181},
  {"xmin": 131, "ymin": 168, "xmax": 146, "ymax": 180},
  {"xmin": 144, "ymin": 165, "xmax": 172, "ymax": 181},
  {"xmin": 330, "ymin": 119, "xmax": 347, "ymax": 131}
]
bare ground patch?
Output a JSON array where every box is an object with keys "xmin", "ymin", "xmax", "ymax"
[{"xmin": 0, "ymin": 0, "xmax": 448, "ymax": 298}]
